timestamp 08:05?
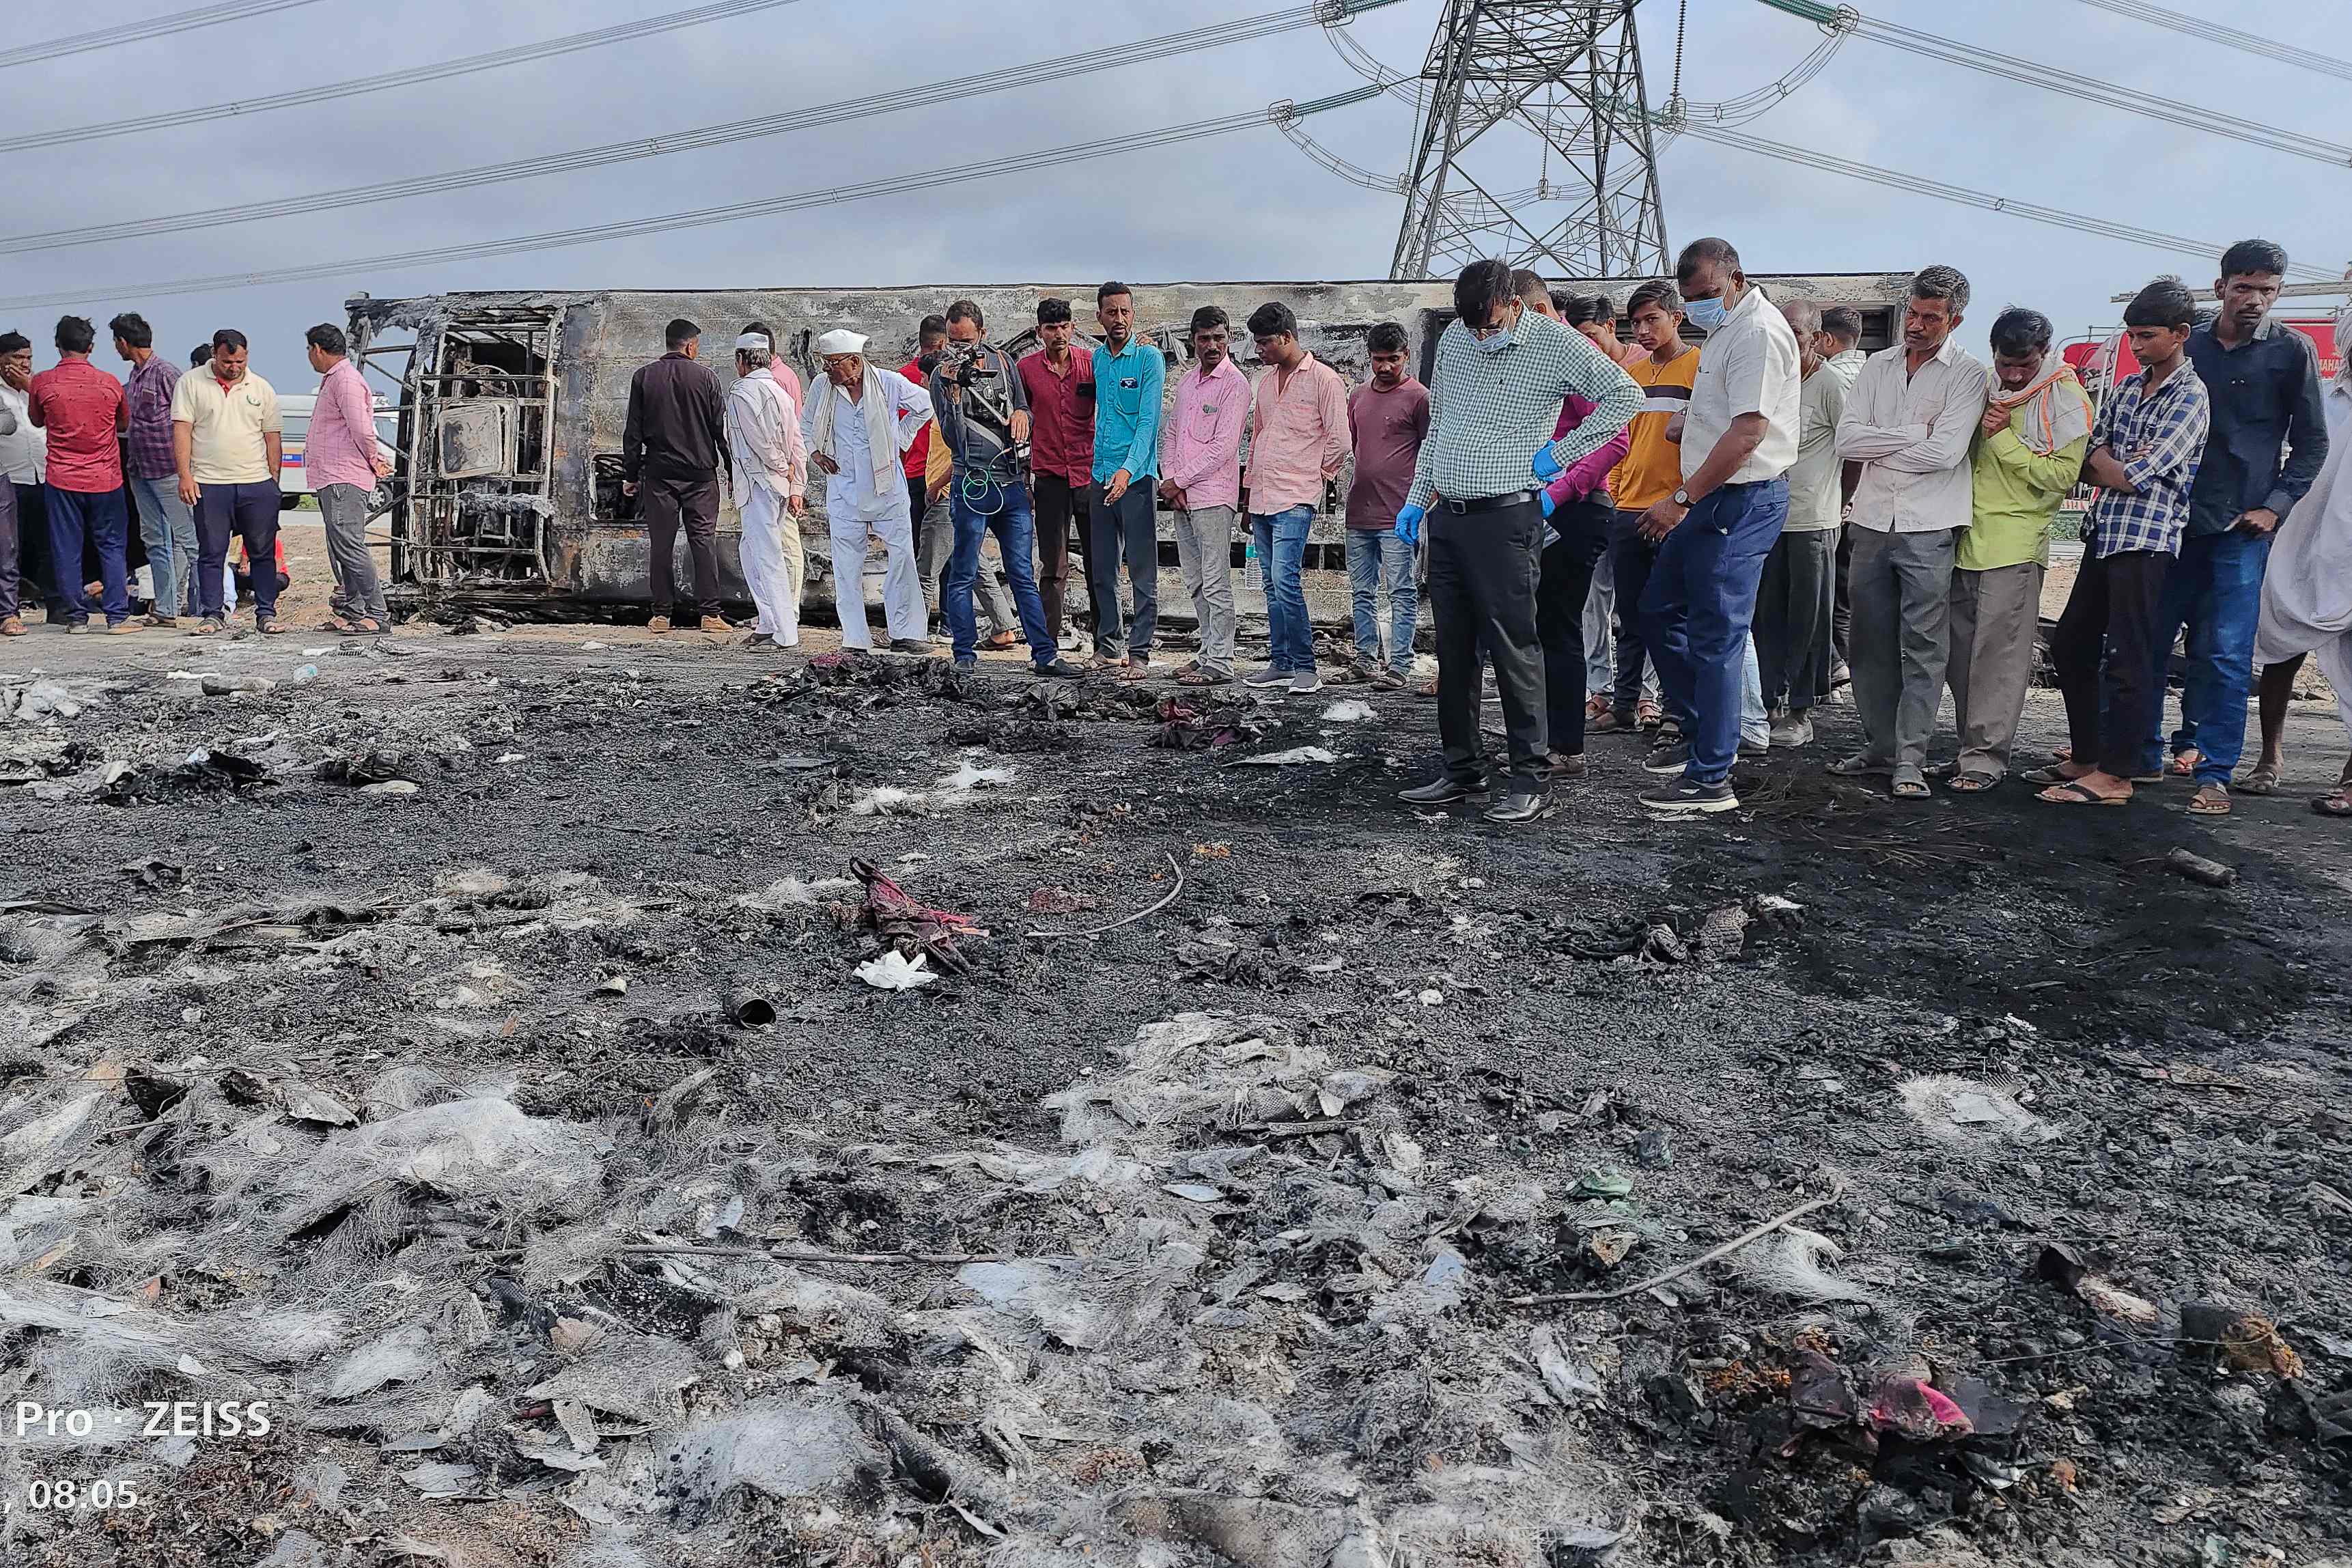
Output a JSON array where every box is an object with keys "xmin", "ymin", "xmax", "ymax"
[{"xmin": 17, "ymin": 1479, "xmax": 143, "ymax": 1511}]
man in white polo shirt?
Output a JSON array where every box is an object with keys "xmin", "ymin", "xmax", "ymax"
[
  {"xmin": 171, "ymin": 327, "xmax": 284, "ymax": 634},
  {"xmin": 1631, "ymin": 236, "xmax": 1803, "ymax": 815}
]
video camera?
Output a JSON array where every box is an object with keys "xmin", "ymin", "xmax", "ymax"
[{"xmin": 939, "ymin": 339, "xmax": 1000, "ymax": 387}]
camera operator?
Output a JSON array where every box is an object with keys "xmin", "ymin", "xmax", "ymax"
[{"xmin": 927, "ymin": 300, "xmax": 1080, "ymax": 677}]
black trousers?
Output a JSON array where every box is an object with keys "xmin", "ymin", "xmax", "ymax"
[
  {"xmin": 645, "ymin": 472, "xmax": 721, "ymax": 617},
  {"xmin": 2052, "ymin": 547, "xmax": 2169, "ymax": 779},
  {"xmin": 1430, "ymin": 498, "xmax": 1547, "ymax": 790},
  {"xmin": 1032, "ymin": 473, "xmax": 1087, "ymax": 638},
  {"xmin": 11, "ymin": 482, "xmax": 68, "ymax": 619},
  {"xmin": 1756, "ymin": 527, "xmax": 1838, "ymax": 712},
  {"xmin": 1535, "ymin": 497, "xmax": 1613, "ymax": 757},
  {"xmin": 1832, "ymin": 521, "xmax": 1854, "ymax": 667}
]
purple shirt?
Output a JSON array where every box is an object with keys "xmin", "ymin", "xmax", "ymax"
[
  {"xmin": 1344, "ymin": 377, "xmax": 1429, "ymax": 530},
  {"xmin": 1160, "ymin": 357, "xmax": 1248, "ymax": 512},
  {"xmin": 305, "ymin": 358, "xmax": 380, "ymax": 492},
  {"xmin": 122, "ymin": 354, "xmax": 181, "ymax": 481}
]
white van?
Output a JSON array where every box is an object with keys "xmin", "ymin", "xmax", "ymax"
[{"xmin": 276, "ymin": 393, "xmax": 400, "ymax": 510}]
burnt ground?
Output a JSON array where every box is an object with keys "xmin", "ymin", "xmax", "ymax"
[{"xmin": 1, "ymin": 620, "xmax": 2348, "ymax": 1568}]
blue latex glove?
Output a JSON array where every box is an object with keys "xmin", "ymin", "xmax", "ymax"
[
  {"xmin": 1530, "ymin": 445, "xmax": 1563, "ymax": 482},
  {"xmin": 1539, "ymin": 489, "xmax": 1556, "ymax": 519},
  {"xmin": 1394, "ymin": 503, "xmax": 1425, "ymax": 546}
]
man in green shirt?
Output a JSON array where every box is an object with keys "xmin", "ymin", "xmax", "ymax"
[{"xmin": 1945, "ymin": 308, "xmax": 2092, "ymax": 791}]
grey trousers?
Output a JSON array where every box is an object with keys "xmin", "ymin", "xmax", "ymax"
[
  {"xmin": 1754, "ymin": 527, "xmax": 1838, "ymax": 714},
  {"xmin": 918, "ymin": 491, "xmax": 1014, "ymax": 635},
  {"xmin": 0, "ymin": 477, "xmax": 16, "ymax": 620},
  {"xmin": 128, "ymin": 475, "xmax": 199, "ymax": 619},
  {"xmin": 1947, "ymin": 561, "xmax": 2045, "ymax": 780},
  {"xmin": 317, "ymin": 481, "xmax": 389, "ymax": 623},
  {"xmin": 1171, "ymin": 503, "xmax": 1237, "ymax": 675},
  {"xmin": 1087, "ymin": 482, "xmax": 1159, "ymax": 660},
  {"xmin": 1848, "ymin": 524, "xmax": 1958, "ymax": 777}
]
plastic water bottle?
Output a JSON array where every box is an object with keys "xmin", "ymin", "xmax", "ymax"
[{"xmin": 290, "ymin": 664, "xmax": 320, "ymax": 686}]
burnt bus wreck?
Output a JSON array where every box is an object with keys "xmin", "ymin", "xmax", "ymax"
[{"xmin": 344, "ymin": 276, "xmax": 1911, "ymax": 616}]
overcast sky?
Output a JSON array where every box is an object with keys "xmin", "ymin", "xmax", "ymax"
[{"xmin": 6, "ymin": 0, "xmax": 2342, "ymax": 391}]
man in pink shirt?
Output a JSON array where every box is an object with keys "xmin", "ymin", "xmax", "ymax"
[
  {"xmin": 1241, "ymin": 302, "xmax": 1351, "ymax": 695},
  {"xmin": 303, "ymin": 324, "xmax": 393, "ymax": 632},
  {"xmin": 27, "ymin": 315, "xmax": 132, "ymax": 634},
  {"xmin": 1158, "ymin": 306, "xmax": 1250, "ymax": 685}
]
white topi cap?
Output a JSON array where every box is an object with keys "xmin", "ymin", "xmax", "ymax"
[
  {"xmin": 734, "ymin": 331, "xmax": 772, "ymax": 352},
  {"xmin": 813, "ymin": 328, "xmax": 868, "ymax": 357}
]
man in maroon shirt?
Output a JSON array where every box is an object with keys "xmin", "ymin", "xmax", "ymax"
[
  {"xmin": 1017, "ymin": 297, "xmax": 1095, "ymax": 645},
  {"xmin": 27, "ymin": 316, "xmax": 132, "ymax": 634}
]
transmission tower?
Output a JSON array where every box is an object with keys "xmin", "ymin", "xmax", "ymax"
[{"xmin": 1390, "ymin": 0, "xmax": 1670, "ymax": 281}]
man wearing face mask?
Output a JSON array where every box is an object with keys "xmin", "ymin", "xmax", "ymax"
[
  {"xmin": 1392, "ymin": 258, "xmax": 1641, "ymax": 824},
  {"xmin": 1633, "ymin": 238, "xmax": 1804, "ymax": 817}
]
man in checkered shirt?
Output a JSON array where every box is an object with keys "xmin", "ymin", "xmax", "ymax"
[
  {"xmin": 1392, "ymin": 258, "xmax": 1641, "ymax": 823},
  {"xmin": 2036, "ymin": 277, "xmax": 2211, "ymax": 807}
]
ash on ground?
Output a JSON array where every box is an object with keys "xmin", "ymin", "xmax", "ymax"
[{"xmin": 0, "ymin": 642, "xmax": 2347, "ymax": 1568}]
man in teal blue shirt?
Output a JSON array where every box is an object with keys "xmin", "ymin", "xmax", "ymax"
[{"xmin": 1089, "ymin": 281, "xmax": 1166, "ymax": 676}]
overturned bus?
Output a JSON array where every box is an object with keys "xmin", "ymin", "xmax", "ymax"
[{"xmin": 344, "ymin": 275, "xmax": 1914, "ymax": 615}]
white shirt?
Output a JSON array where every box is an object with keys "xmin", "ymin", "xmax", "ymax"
[
  {"xmin": 1682, "ymin": 284, "xmax": 1802, "ymax": 485},
  {"xmin": 804, "ymin": 367, "xmax": 931, "ymax": 522},
  {"xmin": 725, "ymin": 367, "xmax": 805, "ymax": 507},
  {"xmin": 1828, "ymin": 348, "xmax": 1867, "ymax": 391},
  {"xmin": 0, "ymin": 382, "xmax": 43, "ymax": 484},
  {"xmin": 2327, "ymin": 377, "xmax": 2351, "ymax": 451},
  {"xmin": 1835, "ymin": 337, "xmax": 1991, "ymax": 535}
]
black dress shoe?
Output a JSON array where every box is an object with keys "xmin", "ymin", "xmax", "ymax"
[
  {"xmin": 1482, "ymin": 788, "xmax": 1547, "ymax": 823},
  {"xmin": 1397, "ymin": 777, "xmax": 1487, "ymax": 805}
]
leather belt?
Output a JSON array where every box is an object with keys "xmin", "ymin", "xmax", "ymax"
[{"xmin": 1438, "ymin": 488, "xmax": 1540, "ymax": 515}]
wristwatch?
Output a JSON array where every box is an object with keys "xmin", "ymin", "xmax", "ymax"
[{"xmin": 1671, "ymin": 488, "xmax": 1692, "ymax": 507}]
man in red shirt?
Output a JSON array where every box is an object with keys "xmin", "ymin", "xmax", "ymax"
[
  {"xmin": 27, "ymin": 316, "xmax": 132, "ymax": 634},
  {"xmin": 900, "ymin": 314, "xmax": 947, "ymax": 537},
  {"xmin": 1018, "ymin": 297, "xmax": 1095, "ymax": 645}
]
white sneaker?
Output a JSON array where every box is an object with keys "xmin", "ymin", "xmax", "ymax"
[
  {"xmin": 1288, "ymin": 670, "xmax": 1323, "ymax": 695},
  {"xmin": 1243, "ymin": 667, "xmax": 1289, "ymax": 688}
]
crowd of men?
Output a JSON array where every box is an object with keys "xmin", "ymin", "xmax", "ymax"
[
  {"xmin": 0, "ymin": 314, "xmax": 389, "ymax": 639},
  {"xmin": 11, "ymin": 237, "xmax": 2351, "ymax": 824}
]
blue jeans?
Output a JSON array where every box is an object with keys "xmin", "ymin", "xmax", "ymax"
[
  {"xmin": 2141, "ymin": 527, "xmax": 2271, "ymax": 787},
  {"xmin": 944, "ymin": 476, "xmax": 1053, "ymax": 664},
  {"xmin": 1343, "ymin": 527, "xmax": 1416, "ymax": 667},
  {"xmin": 128, "ymin": 475, "xmax": 198, "ymax": 618},
  {"xmin": 1251, "ymin": 505, "xmax": 1315, "ymax": 673},
  {"xmin": 44, "ymin": 484, "xmax": 131, "ymax": 626},
  {"xmin": 1641, "ymin": 478, "xmax": 1789, "ymax": 786}
]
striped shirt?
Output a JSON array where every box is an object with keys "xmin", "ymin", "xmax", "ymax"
[
  {"xmin": 1607, "ymin": 348, "xmax": 1699, "ymax": 510},
  {"xmin": 1406, "ymin": 310, "xmax": 1641, "ymax": 512},
  {"xmin": 2085, "ymin": 364, "xmax": 2210, "ymax": 559}
]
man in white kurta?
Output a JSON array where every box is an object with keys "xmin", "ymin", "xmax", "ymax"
[
  {"xmin": 2254, "ymin": 439, "xmax": 2352, "ymax": 813},
  {"xmin": 725, "ymin": 331, "xmax": 808, "ymax": 646},
  {"xmin": 800, "ymin": 329, "xmax": 931, "ymax": 652}
]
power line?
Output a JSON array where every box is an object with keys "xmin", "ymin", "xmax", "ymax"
[
  {"xmin": 1, "ymin": 5, "xmax": 1355, "ymax": 257},
  {"xmin": 0, "ymin": 0, "xmax": 324, "ymax": 70},
  {"xmin": 2069, "ymin": 0, "xmax": 2352, "ymax": 85},
  {"xmin": 1677, "ymin": 122, "xmax": 2336, "ymax": 281},
  {"xmin": 1832, "ymin": 5, "xmax": 2352, "ymax": 169},
  {"xmin": 0, "ymin": 94, "xmax": 1384, "ymax": 313},
  {"xmin": 0, "ymin": 0, "xmax": 813, "ymax": 155}
]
